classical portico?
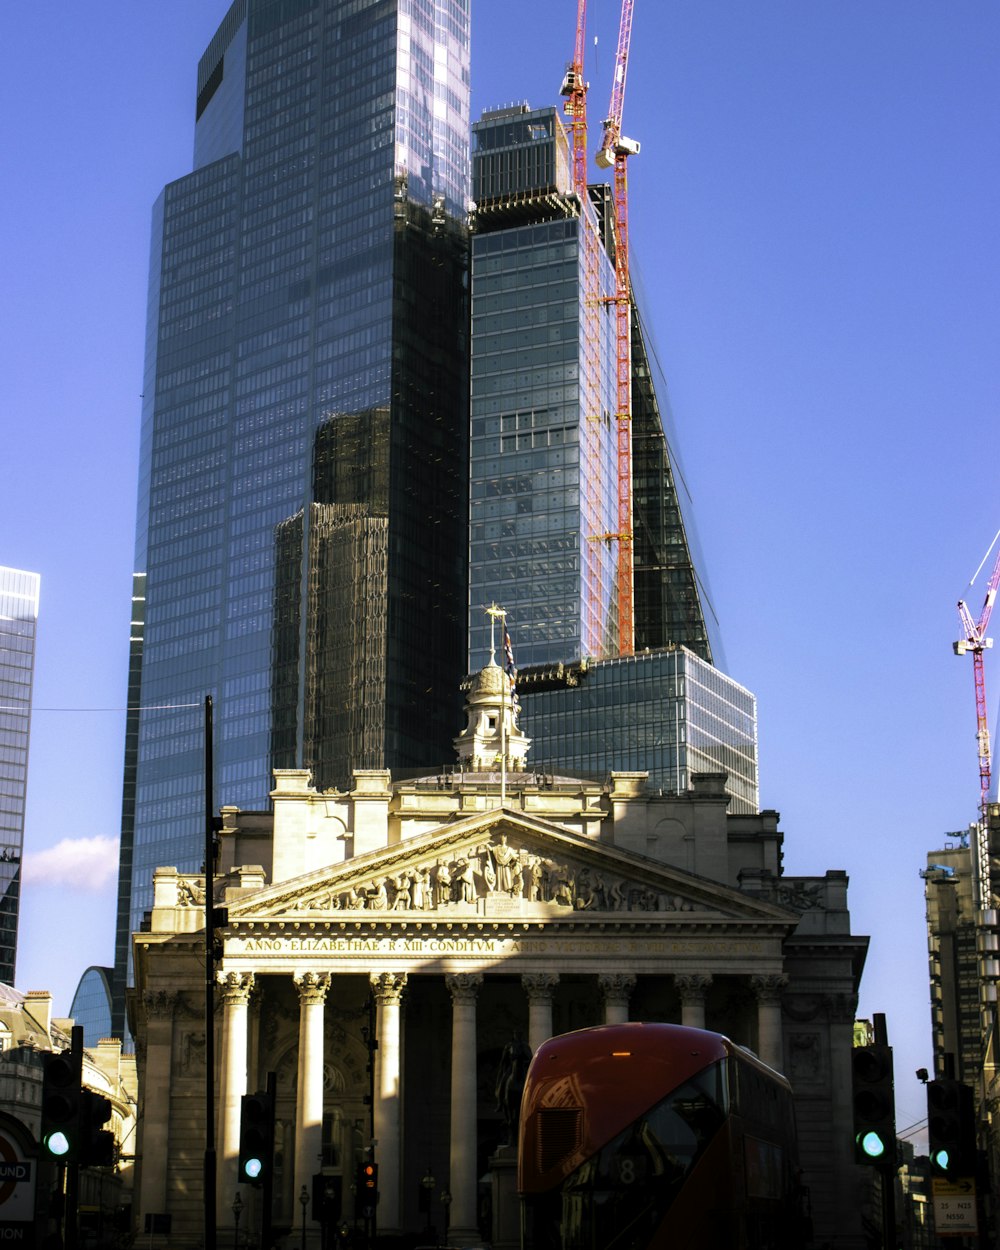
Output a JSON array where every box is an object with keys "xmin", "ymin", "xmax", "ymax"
[{"xmin": 130, "ymin": 669, "xmax": 868, "ymax": 1249}]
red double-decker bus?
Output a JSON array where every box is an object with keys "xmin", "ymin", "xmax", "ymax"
[{"xmin": 518, "ymin": 1022, "xmax": 807, "ymax": 1250}]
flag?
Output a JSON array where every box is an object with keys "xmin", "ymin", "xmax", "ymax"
[{"xmin": 503, "ymin": 623, "xmax": 520, "ymax": 720}]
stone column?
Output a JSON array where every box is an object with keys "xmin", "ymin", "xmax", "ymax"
[
  {"xmin": 217, "ymin": 971, "xmax": 255, "ymax": 1197},
  {"xmin": 138, "ymin": 990, "xmax": 175, "ymax": 1222},
  {"xmin": 446, "ymin": 972, "xmax": 484, "ymax": 1244},
  {"xmin": 751, "ymin": 973, "xmax": 788, "ymax": 1071},
  {"xmin": 675, "ymin": 974, "xmax": 712, "ymax": 1029},
  {"xmin": 294, "ymin": 971, "xmax": 331, "ymax": 1228},
  {"xmin": 522, "ymin": 972, "xmax": 558, "ymax": 1051},
  {"xmin": 371, "ymin": 972, "xmax": 407, "ymax": 1236},
  {"xmin": 598, "ymin": 973, "xmax": 636, "ymax": 1025}
]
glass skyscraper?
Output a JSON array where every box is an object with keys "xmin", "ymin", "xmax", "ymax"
[
  {"xmin": 469, "ymin": 105, "xmax": 618, "ymax": 668},
  {"xmin": 467, "ymin": 105, "xmax": 752, "ymax": 809},
  {"xmin": 114, "ymin": 0, "xmax": 472, "ymax": 1029},
  {"xmin": 0, "ymin": 566, "xmax": 40, "ymax": 986},
  {"xmin": 468, "ymin": 104, "xmax": 717, "ymax": 670}
]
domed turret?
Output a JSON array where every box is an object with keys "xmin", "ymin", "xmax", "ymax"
[{"xmin": 453, "ymin": 660, "xmax": 530, "ymax": 773}]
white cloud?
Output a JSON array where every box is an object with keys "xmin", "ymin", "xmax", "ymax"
[{"xmin": 22, "ymin": 835, "xmax": 118, "ymax": 891}]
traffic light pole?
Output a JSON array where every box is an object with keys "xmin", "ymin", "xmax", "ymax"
[
  {"xmin": 204, "ymin": 694, "xmax": 218, "ymax": 1250},
  {"xmin": 873, "ymin": 1014, "xmax": 896, "ymax": 1250},
  {"xmin": 64, "ymin": 1026, "xmax": 84, "ymax": 1250},
  {"xmin": 262, "ymin": 1070, "xmax": 276, "ymax": 1250}
]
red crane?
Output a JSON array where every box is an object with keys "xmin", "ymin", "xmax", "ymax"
[
  {"xmin": 560, "ymin": 0, "xmax": 590, "ymax": 201},
  {"xmin": 597, "ymin": 0, "xmax": 639, "ymax": 655},
  {"xmin": 955, "ymin": 530, "xmax": 1000, "ymax": 906}
]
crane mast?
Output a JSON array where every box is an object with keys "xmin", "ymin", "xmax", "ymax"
[
  {"xmin": 955, "ymin": 532, "xmax": 1000, "ymax": 911},
  {"xmin": 596, "ymin": 0, "xmax": 639, "ymax": 655},
  {"xmin": 560, "ymin": 0, "xmax": 590, "ymax": 201}
]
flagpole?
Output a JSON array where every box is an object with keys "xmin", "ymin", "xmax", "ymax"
[
  {"xmin": 486, "ymin": 604, "xmax": 508, "ymax": 807},
  {"xmin": 500, "ymin": 609, "xmax": 507, "ymax": 807}
]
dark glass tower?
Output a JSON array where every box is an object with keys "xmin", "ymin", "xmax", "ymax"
[
  {"xmin": 467, "ymin": 104, "xmax": 718, "ymax": 670},
  {"xmin": 0, "ymin": 567, "xmax": 39, "ymax": 986},
  {"xmin": 467, "ymin": 106, "xmax": 754, "ymax": 810},
  {"xmin": 113, "ymin": 0, "xmax": 471, "ymax": 1030}
]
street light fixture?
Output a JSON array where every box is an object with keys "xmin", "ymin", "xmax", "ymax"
[
  {"xmin": 231, "ymin": 1192, "xmax": 243, "ymax": 1250},
  {"xmin": 299, "ymin": 1183, "xmax": 309, "ymax": 1250},
  {"xmin": 421, "ymin": 1166, "xmax": 436, "ymax": 1239}
]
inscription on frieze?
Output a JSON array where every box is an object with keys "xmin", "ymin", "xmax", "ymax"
[
  {"xmin": 229, "ymin": 934, "xmax": 768, "ymax": 958},
  {"xmin": 485, "ymin": 895, "xmax": 524, "ymax": 918}
]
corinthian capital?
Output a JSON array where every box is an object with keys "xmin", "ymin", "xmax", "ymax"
[
  {"xmin": 598, "ymin": 973, "xmax": 636, "ymax": 1004},
  {"xmin": 750, "ymin": 973, "xmax": 789, "ymax": 1004},
  {"xmin": 143, "ymin": 989, "xmax": 178, "ymax": 1020},
  {"xmin": 294, "ymin": 971, "xmax": 331, "ymax": 1006},
  {"xmin": 216, "ymin": 971, "xmax": 255, "ymax": 1004},
  {"xmin": 445, "ymin": 972, "xmax": 484, "ymax": 1003},
  {"xmin": 521, "ymin": 972, "xmax": 559, "ymax": 1001},
  {"xmin": 674, "ymin": 973, "xmax": 712, "ymax": 1003},
  {"xmin": 370, "ymin": 972, "xmax": 407, "ymax": 1005}
]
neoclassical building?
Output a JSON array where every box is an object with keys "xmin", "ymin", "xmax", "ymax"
[{"xmin": 131, "ymin": 663, "xmax": 868, "ymax": 1247}]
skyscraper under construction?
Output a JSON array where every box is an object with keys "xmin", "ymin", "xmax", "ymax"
[
  {"xmin": 467, "ymin": 104, "xmax": 757, "ymax": 809},
  {"xmin": 113, "ymin": 0, "xmax": 473, "ymax": 1028}
]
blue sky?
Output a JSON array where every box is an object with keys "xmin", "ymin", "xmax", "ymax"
[{"xmin": 3, "ymin": 1, "xmax": 999, "ymax": 1147}]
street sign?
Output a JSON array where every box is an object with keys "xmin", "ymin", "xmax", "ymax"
[
  {"xmin": 932, "ymin": 1176, "xmax": 978, "ymax": 1235},
  {"xmin": 0, "ymin": 1124, "xmax": 37, "ymax": 1235}
]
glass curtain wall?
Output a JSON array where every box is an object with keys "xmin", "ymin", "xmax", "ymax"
[
  {"xmin": 114, "ymin": 0, "xmax": 471, "ymax": 1030},
  {"xmin": 0, "ymin": 567, "xmax": 40, "ymax": 986}
]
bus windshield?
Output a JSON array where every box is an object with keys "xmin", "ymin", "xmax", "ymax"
[{"xmin": 525, "ymin": 1062, "xmax": 728, "ymax": 1250}]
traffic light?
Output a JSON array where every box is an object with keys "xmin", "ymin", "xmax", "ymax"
[
  {"xmin": 314, "ymin": 1173, "xmax": 342, "ymax": 1225},
  {"xmin": 238, "ymin": 1091, "xmax": 275, "ymax": 1186},
  {"xmin": 41, "ymin": 1048, "xmax": 83, "ymax": 1161},
  {"xmin": 356, "ymin": 1161, "xmax": 378, "ymax": 1217},
  {"xmin": 852, "ymin": 1043, "xmax": 895, "ymax": 1165},
  {"xmin": 928, "ymin": 1078, "xmax": 976, "ymax": 1178},
  {"xmin": 81, "ymin": 1091, "xmax": 115, "ymax": 1167}
]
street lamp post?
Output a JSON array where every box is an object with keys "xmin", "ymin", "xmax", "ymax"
[
  {"xmin": 420, "ymin": 1167, "xmax": 436, "ymax": 1241},
  {"xmin": 440, "ymin": 1189, "xmax": 451, "ymax": 1245},
  {"xmin": 299, "ymin": 1184, "xmax": 310, "ymax": 1250},
  {"xmin": 231, "ymin": 1193, "xmax": 243, "ymax": 1250}
]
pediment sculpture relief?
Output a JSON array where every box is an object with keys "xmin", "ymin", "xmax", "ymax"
[{"xmin": 299, "ymin": 832, "xmax": 700, "ymax": 916}]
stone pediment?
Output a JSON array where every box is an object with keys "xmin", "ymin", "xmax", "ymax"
[{"xmin": 228, "ymin": 808, "xmax": 794, "ymax": 927}]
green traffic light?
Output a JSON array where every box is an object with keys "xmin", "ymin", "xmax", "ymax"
[
  {"xmin": 932, "ymin": 1148, "xmax": 950, "ymax": 1171},
  {"xmin": 858, "ymin": 1130, "xmax": 886, "ymax": 1159},
  {"xmin": 45, "ymin": 1131, "xmax": 71, "ymax": 1158},
  {"xmin": 244, "ymin": 1157, "xmax": 263, "ymax": 1180}
]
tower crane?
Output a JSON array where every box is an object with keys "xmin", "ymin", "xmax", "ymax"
[
  {"xmin": 954, "ymin": 530, "xmax": 1000, "ymax": 910},
  {"xmin": 597, "ymin": 0, "xmax": 639, "ymax": 655},
  {"xmin": 559, "ymin": 0, "xmax": 590, "ymax": 201}
]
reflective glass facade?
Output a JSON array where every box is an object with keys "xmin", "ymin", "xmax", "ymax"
[
  {"xmin": 469, "ymin": 106, "xmax": 617, "ymax": 669},
  {"xmin": 115, "ymin": 0, "xmax": 471, "ymax": 1029},
  {"xmin": 0, "ymin": 567, "xmax": 39, "ymax": 986},
  {"xmin": 518, "ymin": 647, "xmax": 759, "ymax": 814},
  {"xmin": 468, "ymin": 105, "xmax": 717, "ymax": 670},
  {"xmin": 69, "ymin": 966, "xmax": 113, "ymax": 1049},
  {"xmin": 466, "ymin": 108, "xmax": 744, "ymax": 812}
]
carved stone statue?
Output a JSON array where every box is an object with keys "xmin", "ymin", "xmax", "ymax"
[
  {"xmin": 495, "ymin": 1033, "xmax": 533, "ymax": 1146},
  {"xmin": 491, "ymin": 834, "xmax": 520, "ymax": 894},
  {"xmin": 456, "ymin": 857, "xmax": 477, "ymax": 903},
  {"xmin": 435, "ymin": 861, "xmax": 452, "ymax": 906}
]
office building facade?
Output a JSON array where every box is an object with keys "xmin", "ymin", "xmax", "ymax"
[
  {"xmin": 0, "ymin": 567, "xmax": 39, "ymax": 987},
  {"xmin": 467, "ymin": 107, "xmax": 747, "ymax": 805},
  {"xmin": 517, "ymin": 646, "xmax": 759, "ymax": 813},
  {"xmin": 468, "ymin": 104, "xmax": 717, "ymax": 671},
  {"xmin": 924, "ymin": 836, "xmax": 986, "ymax": 1083},
  {"xmin": 114, "ymin": 0, "xmax": 473, "ymax": 1028}
]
